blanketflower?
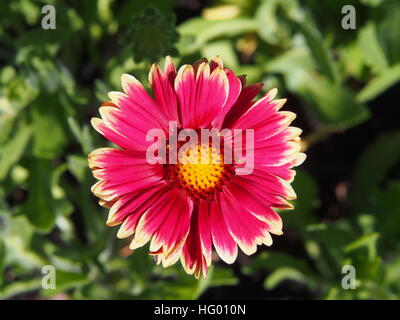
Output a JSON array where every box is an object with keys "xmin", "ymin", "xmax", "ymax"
[{"xmin": 88, "ymin": 56, "xmax": 306, "ymax": 279}]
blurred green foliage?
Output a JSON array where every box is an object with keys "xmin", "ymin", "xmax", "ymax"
[{"xmin": 1, "ymin": 0, "xmax": 400, "ymax": 299}]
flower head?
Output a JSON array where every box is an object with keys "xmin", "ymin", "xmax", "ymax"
[{"xmin": 88, "ymin": 56, "xmax": 306, "ymax": 278}]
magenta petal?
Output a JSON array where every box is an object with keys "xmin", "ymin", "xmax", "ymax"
[
  {"xmin": 149, "ymin": 63, "xmax": 180, "ymax": 124},
  {"xmin": 219, "ymin": 190, "xmax": 271, "ymax": 256},
  {"xmin": 91, "ymin": 118, "xmax": 137, "ymax": 150},
  {"xmin": 119, "ymin": 75, "xmax": 169, "ymax": 130},
  {"xmin": 231, "ymin": 95, "xmax": 286, "ymax": 131},
  {"xmin": 109, "ymin": 183, "xmax": 167, "ymax": 227},
  {"xmin": 223, "ymin": 180, "xmax": 283, "ymax": 235},
  {"xmin": 215, "ymin": 69, "xmax": 242, "ymax": 129},
  {"xmin": 198, "ymin": 200, "xmax": 212, "ymax": 266},
  {"xmin": 130, "ymin": 188, "xmax": 193, "ymax": 257},
  {"xmin": 151, "ymin": 190, "xmax": 193, "ymax": 258},
  {"xmin": 89, "ymin": 56, "xmax": 306, "ymax": 279},
  {"xmin": 175, "ymin": 63, "xmax": 229, "ymax": 128},
  {"xmin": 223, "ymin": 81, "xmax": 263, "ymax": 128},
  {"xmin": 89, "ymin": 148, "xmax": 149, "ymax": 169},
  {"xmin": 209, "ymin": 200, "xmax": 238, "ymax": 264},
  {"xmin": 254, "ymin": 141, "xmax": 301, "ymax": 166},
  {"xmin": 181, "ymin": 206, "xmax": 209, "ymax": 279}
]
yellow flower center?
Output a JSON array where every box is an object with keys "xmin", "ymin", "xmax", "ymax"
[{"xmin": 170, "ymin": 143, "xmax": 234, "ymax": 200}]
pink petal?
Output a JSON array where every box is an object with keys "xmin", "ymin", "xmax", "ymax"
[
  {"xmin": 88, "ymin": 148, "xmax": 149, "ymax": 169},
  {"xmin": 223, "ymin": 81, "xmax": 263, "ymax": 128},
  {"xmin": 119, "ymin": 74, "xmax": 169, "ymax": 130},
  {"xmin": 209, "ymin": 56, "xmax": 223, "ymax": 71},
  {"xmin": 130, "ymin": 187, "xmax": 192, "ymax": 251},
  {"xmin": 108, "ymin": 183, "xmax": 167, "ymax": 228},
  {"xmin": 100, "ymin": 98, "xmax": 166, "ymax": 151},
  {"xmin": 164, "ymin": 56, "xmax": 177, "ymax": 86},
  {"xmin": 175, "ymin": 63, "xmax": 229, "ymax": 128},
  {"xmin": 219, "ymin": 190, "xmax": 272, "ymax": 256},
  {"xmin": 89, "ymin": 149, "xmax": 164, "ymax": 201},
  {"xmin": 233, "ymin": 171, "xmax": 295, "ymax": 209},
  {"xmin": 181, "ymin": 205, "xmax": 209, "ymax": 279},
  {"xmin": 116, "ymin": 184, "xmax": 171, "ymax": 238},
  {"xmin": 198, "ymin": 200, "xmax": 212, "ymax": 266},
  {"xmin": 149, "ymin": 62, "xmax": 180, "ymax": 124},
  {"xmin": 231, "ymin": 93, "xmax": 286, "ymax": 130},
  {"xmin": 150, "ymin": 190, "xmax": 193, "ymax": 260},
  {"xmin": 91, "ymin": 118, "xmax": 138, "ymax": 150},
  {"xmin": 253, "ymin": 141, "xmax": 302, "ymax": 166},
  {"xmin": 224, "ymin": 179, "xmax": 283, "ymax": 235},
  {"xmin": 214, "ymin": 69, "xmax": 242, "ymax": 129},
  {"xmin": 209, "ymin": 200, "xmax": 238, "ymax": 264}
]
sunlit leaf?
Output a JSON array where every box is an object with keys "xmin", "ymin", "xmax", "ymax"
[
  {"xmin": 358, "ymin": 22, "xmax": 388, "ymax": 74},
  {"xmin": 264, "ymin": 267, "xmax": 308, "ymax": 290},
  {"xmin": 297, "ymin": 73, "xmax": 370, "ymax": 129},
  {"xmin": 290, "ymin": 20, "xmax": 340, "ymax": 84},
  {"xmin": 31, "ymin": 97, "xmax": 68, "ymax": 159},
  {"xmin": 0, "ymin": 124, "xmax": 31, "ymax": 181},
  {"xmin": 357, "ymin": 64, "xmax": 400, "ymax": 103},
  {"xmin": 178, "ymin": 17, "xmax": 257, "ymax": 54}
]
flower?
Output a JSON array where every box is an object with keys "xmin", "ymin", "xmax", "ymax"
[{"xmin": 88, "ymin": 56, "xmax": 306, "ymax": 279}]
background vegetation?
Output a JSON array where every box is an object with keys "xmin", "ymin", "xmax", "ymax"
[{"xmin": 1, "ymin": 0, "xmax": 400, "ymax": 299}]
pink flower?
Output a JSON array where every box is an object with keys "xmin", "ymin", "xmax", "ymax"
[{"xmin": 88, "ymin": 56, "xmax": 306, "ymax": 279}]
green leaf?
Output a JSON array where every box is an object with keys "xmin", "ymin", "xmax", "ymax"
[
  {"xmin": 345, "ymin": 233, "xmax": 379, "ymax": 260},
  {"xmin": 255, "ymin": 0, "xmax": 303, "ymax": 46},
  {"xmin": 357, "ymin": 64, "xmax": 400, "ymax": 103},
  {"xmin": 31, "ymin": 97, "xmax": 68, "ymax": 159},
  {"xmin": 360, "ymin": 0, "xmax": 386, "ymax": 7},
  {"xmin": 210, "ymin": 266, "xmax": 239, "ymax": 287},
  {"xmin": 291, "ymin": 20, "xmax": 340, "ymax": 84},
  {"xmin": 177, "ymin": 17, "xmax": 258, "ymax": 55},
  {"xmin": 358, "ymin": 22, "xmax": 388, "ymax": 74},
  {"xmin": 201, "ymin": 40, "xmax": 238, "ymax": 68},
  {"xmin": 193, "ymin": 267, "xmax": 213, "ymax": 299},
  {"xmin": 264, "ymin": 267, "xmax": 308, "ymax": 290},
  {"xmin": 0, "ymin": 124, "xmax": 31, "ymax": 181},
  {"xmin": 67, "ymin": 117, "xmax": 94, "ymax": 155},
  {"xmin": 41, "ymin": 270, "xmax": 89, "ymax": 298},
  {"xmin": 0, "ymin": 241, "xmax": 5, "ymax": 284},
  {"xmin": 350, "ymin": 130, "xmax": 400, "ymax": 211},
  {"xmin": 297, "ymin": 73, "xmax": 370, "ymax": 129},
  {"xmin": 233, "ymin": 65, "xmax": 263, "ymax": 84},
  {"xmin": 364, "ymin": 181, "xmax": 400, "ymax": 248},
  {"xmin": 0, "ymin": 214, "xmax": 46, "ymax": 268},
  {"xmin": 264, "ymin": 48, "xmax": 315, "ymax": 75},
  {"xmin": 0, "ymin": 279, "xmax": 42, "ymax": 299},
  {"xmin": 63, "ymin": 166, "xmax": 104, "ymax": 243},
  {"xmin": 307, "ymin": 220, "xmax": 354, "ymax": 249},
  {"xmin": 339, "ymin": 42, "xmax": 365, "ymax": 79},
  {"xmin": 22, "ymin": 158, "xmax": 56, "ymax": 232},
  {"xmin": 67, "ymin": 155, "xmax": 88, "ymax": 183},
  {"xmin": 122, "ymin": 5, "xmax": 179, "ymax": 62},
  {"xmin": 97, "ymin": 0, "xmax": 114, "ymax": 24},
  {"xmin": 378, "ymin": 3, "xmax": 400, "ymax": 65},
  {"xmin": 384, "ymin": 256, "xmax": 400, "ymax": 286}
]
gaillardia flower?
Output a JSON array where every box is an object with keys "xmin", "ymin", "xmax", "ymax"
[{"xmin": 88, "ymin": 56, "xmax": 305, "ymax": 279}]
